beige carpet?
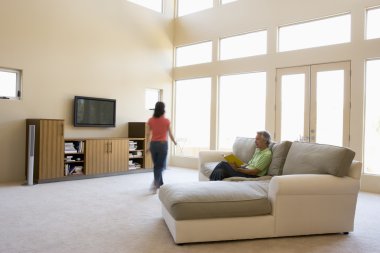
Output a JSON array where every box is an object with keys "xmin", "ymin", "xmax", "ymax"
[{"xmin": 0, "ymin": 167, "xmax": 379, "ymax": 253}]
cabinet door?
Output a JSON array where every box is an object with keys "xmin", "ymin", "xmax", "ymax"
[
  {"xmin": 109, "ymin": 139, "xmax": 129, "ymax": 173},
  {"xmin": 85, "ymin": 139, "xmax": 109, "ymax": 175},
  {"xmin": 39, "ymin": 120, "xmax": 64, "ymax": 179}
]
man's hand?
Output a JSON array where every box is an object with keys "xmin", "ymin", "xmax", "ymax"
[{"xmin": 229, "ymin": 162, "xmax": 239, "ymax": 170}]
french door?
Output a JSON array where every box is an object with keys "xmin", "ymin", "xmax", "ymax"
[{"xmin": 275, "ymin": 61, "xmax": 351, "ymax": 147}]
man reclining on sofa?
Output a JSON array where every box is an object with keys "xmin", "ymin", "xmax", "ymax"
[{"xmin": 210, "ymin": 130, "xmax": 273, "ymax": 181}]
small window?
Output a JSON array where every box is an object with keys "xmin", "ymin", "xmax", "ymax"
[
  {"xmin": 127, "ymin": 0, "xmax": 162, "ymax": 13},
  {"xmin": 145, "ymin": 88, "xmax": 162, "ymax": 110},
  {"xmin": 366, "ymin": 7, "xmax": 380, "ymax": 40},
  {"xmin": 220, "ymin": 31, "xmax": 267, "ymax": 60},
  {"xmin": 279, "ymin": 14, "xmax": 351, "ymax": 52},
  {"xmin": 175, "ymin": 41, "xmax": 212, "ymax": 67},
  {"xmin": 221, "ymin": 0, "xmax": 237, "ymax": 4},
  {"xmin": 0, "ymin": 68, "xmax": 21, "ymax": 100},
  {"xmin": 177, "ymin": 0, "xmax": 213, "ymax": 17}
]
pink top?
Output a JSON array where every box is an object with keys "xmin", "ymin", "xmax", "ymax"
[{"xmin": 148, "ymin": 116, "xmax": 170, "ymax": 141}]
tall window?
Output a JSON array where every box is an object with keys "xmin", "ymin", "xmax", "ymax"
[
  {"xmin": 364, "ymin": 59, "xmax": 380, "ymax": 175},
  {"xmin": 218, "ymin": 72, "xmax": 266, "ymax": 149},
  {"xmin": 177, "ymin": 0, "xmax": 213, "ymax": 17},
  {"xmin": 279, "ymin": 14, "xmax": 351, "ymax": 52},
  {"xmin": 175, "ymin": 78, "xmax": 211, "ymax": 157},
  {"xmin": 127, "ymin": 0, "xmax": 162, "ymax": 13},
  {"xmin": 366, "ymin": 7, "xmax": 380, "ymax": 40},
  {"xmin": 220, "ymin": 31, "xmax": 267, "ymax": 60},
  {"xmin": 175, "ymin": 41, "xmax": 212, "ymax": 67},
  {"xmin": 0, "ymin": 68, "xmax": 21, "ymax": 100}
]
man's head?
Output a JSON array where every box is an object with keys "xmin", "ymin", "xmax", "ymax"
[{"xmin": 255, "ymin": 131, "xmax": 271, "ymax": 149}]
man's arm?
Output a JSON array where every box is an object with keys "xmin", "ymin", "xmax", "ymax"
[{"xmin": 232, "ymin": 166, "xmax": 261, "ymax": 176}]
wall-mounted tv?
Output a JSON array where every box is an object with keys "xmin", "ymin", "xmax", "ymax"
[{"xmin": 74, "ymin": 96, "xmax": 116, "ymax": 127}]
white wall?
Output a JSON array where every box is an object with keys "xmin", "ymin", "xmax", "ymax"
[
  {"xmin": 170, "ymin": 0, "xmax": 380, "ymax": 193},
  {"xmin": 0, "ymin": 0, "xmax": 174, "ymax": 182}
]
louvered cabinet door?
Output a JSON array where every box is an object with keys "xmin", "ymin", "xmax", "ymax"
[
  {"xmin": 85, "ymin": 139, "xmax": 109, "ymax": 175},
  {"xmin": 108, "ymin": 139, "xmax": 129, "ymax": 173},
  {"xmin": 38, "ymin": 120, "xmax": 64, "ymax": 180}
]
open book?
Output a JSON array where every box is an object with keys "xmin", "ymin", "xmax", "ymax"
[{"xmin": 223, "ymin": 154, "xmax": 245, "ymax": 167}]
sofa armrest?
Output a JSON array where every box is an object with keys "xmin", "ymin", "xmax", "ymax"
[
  {"xmin": 348, "ymin": 160, "xmax": 362, "ymax": 180},
  {"xmin": 268, "ymin": 174, "xmax": 360, "ymax": 199},
  {"xmin": 268, "ymin": 174, "xmax": 360, "ymax": 236},
  {"xmin": 198, "ymin": 151, "xmax": 231, "ymax": 169}
]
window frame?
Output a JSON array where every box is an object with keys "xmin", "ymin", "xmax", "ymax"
[
  {"xmin": 278, "ymin": 13, "xmax": 352, "ymax": 52},
  {"xmin": 127, "ymin": 0, "xmax": 163, "ymax": 13},
  {"xmin": 219, "ymin": 29, "xmax": 268, "ymax": 61},
  {"xmin": 177, "ymin": 0, "xmax": 214, "ymax": 17},
  {"xmin": 175, "ymin": 40, "xmax": 213, "ymax": 67},
  {"xmin": 365, "ymin": 5, "xmax": 380, "ymax": 40},
  {"xmin": 0, "ymin": 67, "xmax": 22, "ymax": 100}
]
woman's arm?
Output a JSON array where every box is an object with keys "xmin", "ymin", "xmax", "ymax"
[
  {"xmin": 168, "ymin": 124, "xmax": 177, "ymax": 146},
  {"xmin": 146, "ymin": 124, "xmax": 152, "ymax": 153}
]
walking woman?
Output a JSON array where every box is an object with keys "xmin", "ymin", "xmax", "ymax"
[{"xmin": 146, "ymin": 102, "xmax": 177, "ymax": 193}]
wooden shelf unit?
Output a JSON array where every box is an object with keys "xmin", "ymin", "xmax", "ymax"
[
  {"xmin": 129, "ymin": 138, "xmax": 145, "ymax": 170},
  {"xmin": 128, "ymin": 122, "xmax": 152, "ymax": 169},
  {"xmin": 64, "ymin": 139, "xmax": 86, "ymax": 176},
  {"xmin": 25, "ymin": 119, "xmax": 152, "ymax": 184},
  {"xmin": 26, "ymin": 119, "xmax": 64, "ymax": 183}
]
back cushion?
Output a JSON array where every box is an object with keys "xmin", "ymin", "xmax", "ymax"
[
  {"xmin": 282, "ymin": 142, "xmax": 355, "ymax": 177},
  {"xmin": 268, "ymin": 141, "xmax": 292, "ymax": 176},
  {"xmin": 233, "ymin": 137, "xmax": 256, "ymax": 163}
]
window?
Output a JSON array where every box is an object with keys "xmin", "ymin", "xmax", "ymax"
[
  {"xmin": 174, "ymin": 78, "xmax": 211, "ymax": 157},
  {"xmin": 221, "ymin": 0, "xmax": 237, "ymax": 4},
  {"xmin": 364, "ymin": 59, "xmax": 380, "ymax": 175},
  {"xmin": 145, "ymin": 88, "xmax": 162, "ymax": 110},
  {"xmin": 175, "ymin": 41, "xmax": 212, "ymax": 67},
  {"xmin": 220, "ymin": 31, "xmax": 267, "ymax": 60},
  {"xmin": 177, "ymin": 0, "xmax": 213, "ymax": 17},
  {"xmin": 279, "ymin": 14, "xmax": 351, "ymax": 52},
  {"xmin": 366, "ymin": 7, "xmax": 380, "ymax": 40},
  {"xmin": 127, "ymin": 0, "xmax": 162, "ymax": 13},
  {"xmin": 0, "ymin": 68, "xmax": 21, "ymax": 100},
  {"xmin": 218, "ymin": 72, "xmax": 266, "ymax": 149}
]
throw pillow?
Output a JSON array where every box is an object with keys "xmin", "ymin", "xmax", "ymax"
[
  {"xmin": 232, "ymin": 137, "xmax": 256, "ymax": 163},
  {"xmin": 282, "ymin": 142, "xmax": 355, "ymax": 177},
  {"xmin": 267, "ymin": 141, "xmax": 292, "ymax": 176}
]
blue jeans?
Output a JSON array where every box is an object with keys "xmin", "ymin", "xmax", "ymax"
[
  {"xmin": 150, "ymin": 141, "xmax": 168, "ymax": 188},
  {"xmin": 209, "ymin": 161, "xmax": 257, "ymax": 181}
]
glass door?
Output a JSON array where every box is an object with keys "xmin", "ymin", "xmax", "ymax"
[
  {"xmin": 276, "ymin": 61, "xmax": 351, "ymax": 146},
  {"xmin": 275, "ymin": 66, "xmax": 310, "ymax": 142}
]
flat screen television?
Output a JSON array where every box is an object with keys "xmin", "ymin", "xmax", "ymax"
[{"xmin": 74, "ymin": 96, "xmax": 116, "ymax": 127}]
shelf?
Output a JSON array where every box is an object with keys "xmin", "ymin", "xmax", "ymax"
[{"xmin": 64, "ymin": 139, "xmax": 86, "ymax": 177}]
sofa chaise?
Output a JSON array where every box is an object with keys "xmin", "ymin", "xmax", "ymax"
[{"xmin": 159, "ymin": 138, "xmax": 362, "ymax": 244}]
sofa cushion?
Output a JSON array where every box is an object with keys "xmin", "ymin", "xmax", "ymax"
[
  {"xmin": 268, "ymin": 141, "xmax": 292, "ymax": 176},
  {"xmin": 232, "ymin": 137, "xmax": 256, "ymax": 163},
  {"xmin": 159, "ymin": 181, "xmax": 271, "ymax": 220},
  {"xmin": 200, "ymin": 162, "xmax": 219, "ymax": 178},
  {"xmin": 282, "ymin": 142, "xmax": 355, "ymax": 177}
]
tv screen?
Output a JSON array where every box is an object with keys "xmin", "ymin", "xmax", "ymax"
[{"xmin": 74, "ymin": 96, "xmax": 116, "ymax": 127}]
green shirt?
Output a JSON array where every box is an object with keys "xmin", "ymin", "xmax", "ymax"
[{"xmin": 246, "ymin": 148, "xmax": 272, "ymax": 176}]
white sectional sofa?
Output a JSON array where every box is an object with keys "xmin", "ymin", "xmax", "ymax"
[{"xmin": 159, "ymin": 138, "xmax": 362, "ymax": 244}]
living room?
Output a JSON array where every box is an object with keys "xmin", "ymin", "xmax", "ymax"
[{"xmin": 1, "ymin": 0, "xmax": 380, "ymax": 252}]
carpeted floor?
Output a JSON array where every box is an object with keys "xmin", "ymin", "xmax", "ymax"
[{"xmin": 0, "ymin": 167, "xmax": 379, "ymax": 253}]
